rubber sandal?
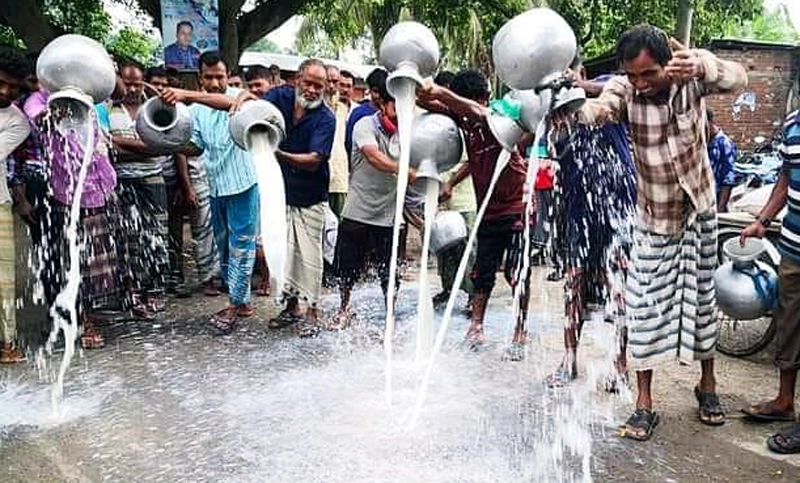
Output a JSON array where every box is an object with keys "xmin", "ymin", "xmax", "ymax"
[
  {"xmin": 619, "ymin": 409, "xmax": 660, "ymax": 441},
  {"xmin": 767, "ymin": 425, "xmax": 800, "ymax": 454},
  {"xmin": 268, "ymin": 310, "xmax": 300, "ymax": 329},
  {"xmin": 81, "ymin": 328, "xmax": 105, "ymax": 349},
  {"xmin": 695, "ymin": 386, "xmax": 726, "ymax": 426},
  {"xmin": 203, "ymin": 282, "xmax": 221, "ymax": 297},
  {"xmin": 0, "ymin": 345, "xmax": 26, "ymax": 363},
  {"xmin": 210, "ymin": 307, "xmax": 237, "ymax": 335},
  {"xmin": 326, "ymin": 310, "xmax": 353, "ymax": 331},
  {"xmin": 741, "ymin": 403, "xmax": 796, "ymax": 422}
]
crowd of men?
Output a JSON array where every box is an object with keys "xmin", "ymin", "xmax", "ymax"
[{"xmin": 4, "ymin": 23, "xmax": 800, "ymax": 452}]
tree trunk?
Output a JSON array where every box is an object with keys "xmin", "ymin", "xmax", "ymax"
[
  {"xmin": 220, "ymin": 9, "xmax": 240, "ymax": 67},
  {"xmin": 0, "ymin": 0, "xmax": 60, "ymax": 51},
  {"xmin": 676, "ymin": 0, "xmax": 694, "ymax": 46}
]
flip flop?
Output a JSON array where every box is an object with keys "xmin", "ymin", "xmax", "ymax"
[
  {"xmin": 210, "ymin": 308, "xmax": 238, "ymax": 335},
  {"xmin": 695, "ymin": 386, "xmax": 726, "ymax": 426},
  {"xmin": 767, "ymin": 425, "xmax": 800, "ymax": 454},
  {"xmin": 741, "ymin": 403, "xmax": 796, "ymax": 422},
  {"xmin": 619, "ymin": 409, "xmax": 660, "ymax": 441}
]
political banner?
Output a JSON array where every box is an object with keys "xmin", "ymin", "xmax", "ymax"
[{"xmin": 161, "ymin": 0, "xmax": 219, "ymax": 71}]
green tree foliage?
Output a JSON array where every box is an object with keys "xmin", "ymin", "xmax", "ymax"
[
  {"xmin": 300, "ymin": 0, "xmax": 764, "ymax": 67},
  {"xmin": 42, "ymin": 0, "xmax": 111, "ymax": 42},
  {"xmin": 725, "ymin": 6, "xmax": 800, "ymax": 43},
  {"xmin": 106, "ymin": 27, "xmax": 160, "ymax": 65}
]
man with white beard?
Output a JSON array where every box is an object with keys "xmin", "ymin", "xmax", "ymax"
[{"xmin": 262, "ymin": 59, "xmax": 336, "ymax": 337}]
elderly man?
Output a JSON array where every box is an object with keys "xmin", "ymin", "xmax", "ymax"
[
  {"xmin": 161, "ymin": 51, "xmax": 260, "ymax": 333},
  {"xmin": 0, "ymin": 47, "xmax": 30, "ymax": 363},
  {"xmin": 263, "ymin": 58, "xmax": 336, "ymax": 337},
  {"xmin": 325, "ymin": 65, "xmax": 341, "ymax": 105},
  {"xmin": 570, "ymin": 25, "xmax": 747, "ymax": 441}
]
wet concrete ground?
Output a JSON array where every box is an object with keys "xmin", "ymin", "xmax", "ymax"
[{"xmin": 2, "ymin": 251, "xmax": 800, "ymax": 482}]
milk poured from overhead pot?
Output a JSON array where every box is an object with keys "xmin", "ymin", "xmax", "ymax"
[{"xmin": 248, "ymin": 130, "xmax": 287, "ymax": 291}]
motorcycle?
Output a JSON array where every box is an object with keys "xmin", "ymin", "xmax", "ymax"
[{"xmin": 716, "ymin": 136, "xmax": 784, "ymax": 357}]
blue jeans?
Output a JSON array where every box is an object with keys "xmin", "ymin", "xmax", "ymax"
[{"xmin": 210, "ymin": 186, "xmax": 259, "ymax": 306}]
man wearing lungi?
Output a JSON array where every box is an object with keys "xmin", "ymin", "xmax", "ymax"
[
  {"xmin": 572, "ymin": 25, "xmax": 747, "ymax": 440},
  {"xmin": 262, "ymin": 59, "xmax": 336, "ymax": 338},
  {"xmin": 0, "ymin": 47, "xmax": 30, "ymax": 362}
]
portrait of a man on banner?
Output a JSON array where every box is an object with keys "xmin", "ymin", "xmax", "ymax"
[{"xmin": 161, "ymin": 0, "xmax": 219, "ymax": 71}]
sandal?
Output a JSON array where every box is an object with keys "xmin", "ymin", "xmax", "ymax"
[
  {"xmin": 695, "ymin": 386, "xmax": 726, "ymax": 426},
  {"xmin": 620, "ymin": 408, "xmax": 660, "ymax": 441},
  {"xmin": 256, "ymin": 279, "xmax": 270, "ymax": 297},
  {"xmin": 767, "ymin": 425, "xmax": 800, "ymax": 454},
  {"xmin": 268, "ymin": 310, "xmax": 300, "ymax": 329},
  {"xmin": 501, "ymin": 342, "xmax": 526, "ymax": 362},
  {"xmin": 0, "ymin": 344, "xmax": 26, "ymax": 363},
  {"xmin": 741, "ymin": 402, "xmax": 796, "ymax": 422},
  {"xmin": 210, "ymin": 307, "xmax": 238, "ymax": 335},
  {"xmin": 296, "ymin": 318, "xmax": 320, "ymax": 338},
  {"xmin": 203, "ymin": 280, "xmax": 221, "ymax": 297},
  {"xmin": 463, "ymin": 331, "xmax": 485, "ymax": 352},
  {"xmin": 131, "ymin": 301, "xmax": 155, "ymax": 321},
  {"xmin": 81, "ymin": 327, "xmax": 105, "ymax": 349}
]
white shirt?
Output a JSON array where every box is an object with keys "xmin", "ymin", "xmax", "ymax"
[{"xmin": 0, "ymin": 105, "xmax": 31, "ymax": 204}]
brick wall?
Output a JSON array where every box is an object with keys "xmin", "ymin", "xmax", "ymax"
[{"xmin": 706, "ymin": 42, "xmax": 799, "ymax": 151}]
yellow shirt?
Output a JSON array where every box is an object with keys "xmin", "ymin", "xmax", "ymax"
[{"xmin": 328, "ymin": 100, "xmax": 352, "ymax": 194}]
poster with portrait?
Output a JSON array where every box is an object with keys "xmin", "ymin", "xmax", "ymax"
[{"xmin": 161, "ymin": 0, "xmax": 219, "ymax": 71}]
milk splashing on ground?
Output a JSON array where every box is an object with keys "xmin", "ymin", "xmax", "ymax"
[
  {"xmin": 45, "ymin": 114, "xmax": 95, "ymax": 406},
  {"xmin": 248, "ymin": 131, "xmax": 287, "ymax": 291}
]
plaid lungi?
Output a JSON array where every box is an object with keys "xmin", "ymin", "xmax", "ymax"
[
  {"xmin": 48, "ymin": 199, "xmax": 126, "ymax": 312},
  {"xmin": 626, "ymin": 210, "xmax": 718, "ymax": 370},
  {"xmin": 284, "ymin": 202, "xmax": 326, "ymax": 307}
]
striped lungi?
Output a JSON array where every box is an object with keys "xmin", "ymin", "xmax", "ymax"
[
  {"xmin": 284, "ymin": 202, "xmax": 326, "ymax": 307},
  {"xmin": 626, "ymin": 210, "xmax": 718, "ymax": 370}
]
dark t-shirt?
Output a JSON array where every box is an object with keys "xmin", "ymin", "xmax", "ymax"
[
  {"xmin": 458, "ymin": 117, "xmax": 528, "ymax": 220},
  {"xmin": 264, "ymin": 85, "xmax": 336, "ymax": 207}
]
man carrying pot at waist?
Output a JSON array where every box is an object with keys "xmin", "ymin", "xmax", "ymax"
[
  {"xmin": 328, "ymin": 75, "xmax": 416, "ymax": 330},
  {"xmin": 739, "ymin": 108, "xmax": 800, "ymax": 455},
  {"xmin": 562, "ymin": 25, "xmax": 747, "ymax": 441}
]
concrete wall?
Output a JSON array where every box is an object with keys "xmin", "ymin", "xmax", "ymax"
[{"xmin": 706, "ymin": 42, "xmax": 799, "ymax": 151}]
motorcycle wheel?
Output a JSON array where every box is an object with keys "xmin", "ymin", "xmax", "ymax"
[{"xmin": 715, "ymin": 230, "xmax": 778, "ymax": 357}]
